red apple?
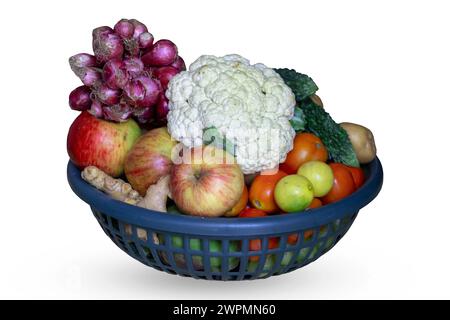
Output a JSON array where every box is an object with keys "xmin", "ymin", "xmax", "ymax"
[
  {"xmin": 124, "ymin": 127, "xmax": 178, "ymax": 196},
  {"xmin": 170, "ymin": 145, "xmax": 245, "ymax": 217},
  {"xmin": 67, "ymin": 111, "xmax": 141, "ymax": 177}
]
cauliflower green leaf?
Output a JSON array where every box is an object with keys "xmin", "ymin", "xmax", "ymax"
[
  {"xmin": 290, "ymin": 106, "xmax": 306, "ymax": 132},
  {"xmin": 203, "ymin": 126, "xmax": 236, "ymax": 157}
]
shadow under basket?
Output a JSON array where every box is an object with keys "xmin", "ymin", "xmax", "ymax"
[{"xmin": 67, "ymin": 157, "xmax": 383, "ymax": 281}]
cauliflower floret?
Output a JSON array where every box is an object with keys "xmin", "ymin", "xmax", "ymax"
[{"xmin": 166, "ymin": 54, "xmax": 296, "ymax": 174}]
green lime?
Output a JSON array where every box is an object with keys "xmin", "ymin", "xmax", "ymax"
[{"xmin": 274, "ymin": 175, "xmax": 314, "ymax": 212}]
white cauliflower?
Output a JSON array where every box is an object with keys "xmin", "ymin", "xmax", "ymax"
[{"xmin": 166, "ymin": 54, "xmax": 296, "ymax": 174}]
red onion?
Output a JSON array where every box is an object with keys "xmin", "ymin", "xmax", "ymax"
[
  {"xmin": 93, "ymin": 83, "xmax": 121, "ymax": 105},
  {"xmin": 129, "ymin": 19, "xmax": 148, "ymax": 39},
  {"xmin": 153, "ymin": 66, "xmax": 179, "ymax": 90},
  {"xmin": 124, "ymin": 79, "xmax": 145, "ymax": 105},
  {"xmin": 69, "ymin": 18, "xmax": 184, "ymax": 126},
  {"xmin": 69, "ymin": 53, "xmax": 97, "ymax": 74},
  {"xmin": 155, "ymin": 95, "xmax": 169, "ymax": 123},
  {"xmin": 138, "ymin": 32, "xmax": 154, "ymax": 49},
  {"xmin": 141, "ymin": 39, "xmax": 178, "ymax": 66},
  {"xmin": 133, "ymin": 106, "xmax": 154, "ymax": 124},
  {"xmin": 69, "ymin": 53, "xmax": 98, "ymax": 80},
  {"xmin": 103, "ymin": 59, "xmax": 128, "ymax": 89},
  {"xmin": 69, "ymin": 86, "xmax": 92, "ymax": 111},
  {"xmin": 171, "ymin": 56, "xmax": 186, "ymax": 71},
  {"xmin": 88, "ymin": 100, "xmax": 104, "ymax": 118},
  {"xmin": 124, "ymin": 57, "xmax": 144, "ymax": 78},
  {"xmin": 79, "ymin": 67, "xmax": 102, "ymax": 86},
  {"xmin": 103, "ymin": 101, "xmax": 134, "ymax": 122},
  {"xmin": 93, "ymin": 26, "xmax": 113, "ymax": 34},
  {"xmin": 124, "ymin": 76, "xmax": 161, "ymax": 107},
  {"xmin": 114, "ymin": 19, "xmax": 134, "ymax": 39},
  {"xmin": 92, "ymin": 26, "xmax": 124, "ymax": 63},
  {"xmin": 119, "ymin": 19, "xmax": 148, "ymax": 56},
  {"xmin": 91, "ymin": 26, "xmax": 113, "ymax": 47}
]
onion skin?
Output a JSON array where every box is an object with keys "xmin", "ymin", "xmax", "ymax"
[
  {"xmin": 153, "ymin": 66, "xmax": 179, "ymax": 90},
  {"xmin": 138, "ymin": 32, "xmax": 154, "ymax": 49},
  {"xmin": 124, "ymin": 76, "xmax": 160, "ymax": 107},
  {"xmin": 69, "ymin": 53, "xmax": 98, "ymax": 80},
  {"xmin": 114, "ymin": 19, "xmax": 134, "ymax": 39},
  {"xmin": 133, "ymin": 105, "xmax": 154, "ymax": 124},
  {"xmin": 124, "ymin": 57, "xmax": 144, "ymax": 78},
  {"xmin": 121, "ymin": 19, "xmax": 148, "ymax": 56},
  {"xmin": 93, "ymin": 83, "xmax": 121, "ymax": 105},
  {"xmin": 92, "ymin": 26, "xmax": 124, "ymax": 63},
  {"xmin": 69, "ymin": 86, "xmax": 92, "ymax": 111},
  {"xmin": 141, "ymin": 39, "xmax": 178, "ymax": 66},
  {"xmin": 123, "ymin": 40, "xmax": 140, "ymax": 57},
  {"xmin": 103, "ymin": 59, "xmax": 129, "ymax": 89},
  {"xmin": 80, "ymin": 67, "xmax": 102, "ymax": 86},
  {"xmin": 69, "ymin": 53, "xmax": 97, "ymax": 76},
  {"xmin": 93, "ymin": 26, "xmax": 113, "ymax": 35},
  {"xmin": 170, "ymin": 56, "xmax": 186, "ymax": 71},
  {"xmin": 137, "ymin": 76, "xmax": 161, "ymax": 107},
  {"xmin": 129, "ymin": 19, "xmax": 148, "ymax": 39},
  {"xmin": 155, "ymin": 94, "xmax": 169, "ymax": 123},
  {"xmin": 88, "ymin": 100, "xmax": 104, "ymax": 118},
  {"xmin": 103, "ymin": 101, "xmax": 134, "ymax": 122},
  {"xmin": 123, "ymin": 79, "xmax": 145, "ymax": 105},
  {"xmin": 91, "ymin": 26, "xmax": 113, "ymax": 51}
]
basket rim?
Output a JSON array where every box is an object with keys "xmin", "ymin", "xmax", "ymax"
[{"xmin": 67, "ymin": 157, "xmax": 383, "ymax": 237}]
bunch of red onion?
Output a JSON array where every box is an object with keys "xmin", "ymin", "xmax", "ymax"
[{"xmin": 68, "ymin": 18, "xmax": 186, "ymax": 126}]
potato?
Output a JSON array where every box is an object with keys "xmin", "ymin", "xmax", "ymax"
[
  {"xmin": 340, "ymin": 122, "xmax": 377, "ymax": 164},
  {"xmin": 310, "ymin": 94, "xmax": 323, "ymax": 107}
]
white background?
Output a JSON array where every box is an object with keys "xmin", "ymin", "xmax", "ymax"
[{"xmin": 0, "ymin": 0, "xmax": 449, "ymax": 299}]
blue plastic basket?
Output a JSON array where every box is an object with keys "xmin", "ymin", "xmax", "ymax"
[{"xmin": 67, "ymin": 157, "xmax": 383, "ymax": 280}]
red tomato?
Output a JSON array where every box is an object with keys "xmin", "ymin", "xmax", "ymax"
[
  {"xmin": 347, "ymin": 166, "xmax": 365, "ymax": 189},
  {"xmin": 307, "ymin": 198, "xmax": 323, "ymax": 210},
  {"xmin": 321, "ymin": 163, "xmax": 356, "ymax": 204},
  {"xmin": 288, "ymin": 229, "xmax": 315, "ymax": 245},
  {"xmin": 239, "ymin": 208, "xmax": 279, "ymax": 261},
  {"xmin": 238, "ymin": 207, "xmax": 267, "ymax": 218},
  {"xmin": 279, "ymin": 133, "xmax": 328, "ymax": 174},
  {"xmin": 249, "ymin": 237, "xmax": 279, "ymax": 262},
  {"xmin": 288, "ymin": 230, "xmax": 315, "ymax": 245},
  {"xmin": 249, "ymin": 170, "xmax": 287, "ymax": 213},
  {"xmin": 289, "ymin": 225, "xmax": 329, "ymax": 245},
  {"xmin": 287, "ymin": 235, "xmax": 298, "ymax": 245}
]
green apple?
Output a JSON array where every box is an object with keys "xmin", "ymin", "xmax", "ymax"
[
  {"xmin": 159, "ymin": 235, "xmax": 239, "ymax": 271},
  {"xmin": 297, "ymin": 161, "xmax": 334, "ymax": 197},
  {"xmin": 247, "ymin": 254, "xmax": 276, "ymax": 278},
  {"xmin": 274, "ymin": 175, "xmax": 314, "ymax": 212}
]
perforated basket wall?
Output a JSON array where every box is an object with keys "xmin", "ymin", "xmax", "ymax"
[
  {"xmin": 92, "ymin": 208, "xmax": 357, "ymax": 280},
  {"xmin": 68, "ymin": 157, "xmax": 383, "ymax": 281}
]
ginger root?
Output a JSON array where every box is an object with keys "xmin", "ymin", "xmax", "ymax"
[
  {"xmin": 81, "ymin": 166, "xmax": 142, "ymax": 204},
  {"xmin": 81, "ymin": 166, "xmax": 171, "ymax": 212},
  {"xmin": 136, "ymin": 175, "xmax": 170, "ymax": 212}
]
